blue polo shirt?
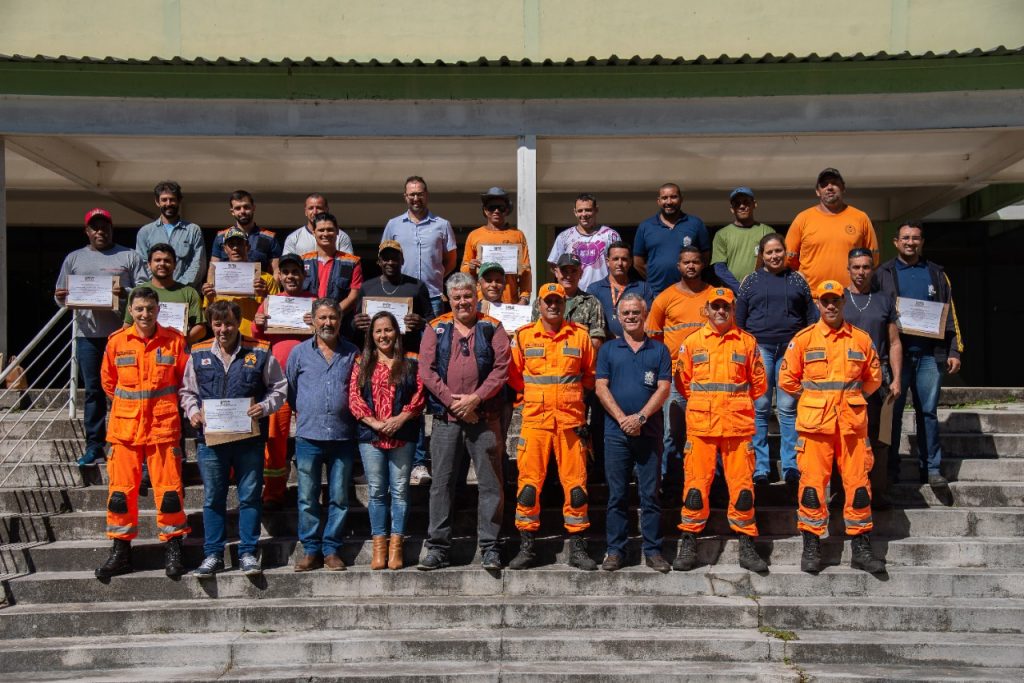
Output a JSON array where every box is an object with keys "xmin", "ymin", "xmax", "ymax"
[
  {"xmin": 633, "ymin": 212, "xmax": 711, "ymax": 295},
  {"xmin": 586, "ymin": 278, "xmax": 655, "ymax": 339},
  {"xmin": 895, "ymin": 259, "xmax": 935, "ymax": 354},
  {"xmin": 596, "ymin": 336, "xmax": 672, "ymax": 439}
]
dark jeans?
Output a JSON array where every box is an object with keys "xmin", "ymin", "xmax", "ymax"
[
  {"xmin": 294, "ymin": 438, "xmax": 355, "ymax": 556},
  {"xmin": 661, "ymin": 383, "xmax": 687, "ymax": 493},
  {"xmin": 890, "ymin": 351, "xmax": 943, "ymax": 476},
  {"xmin": 605, "ymin": 431, "xmax": 663, "ymax": 558},
  {"xmin": 426, "ymin": 416, "xmax": 504, "ymax": 552},
  {"xmin": 197, "ymin": 439, "xmax": 264, "ymax": 557},
  {"xmin": 413, "ymin": 416, "xmax": 429, "ymax": 468},
  {"xmin": 867, "ymin": 392, "xmax": 890, "ymax": 497},
  {"xmin": 75, "ymin": 336, "xmax": 108, "ymax": 454}
]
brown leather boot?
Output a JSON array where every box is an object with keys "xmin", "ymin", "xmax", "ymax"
[
  {"xmin": 370, "ymin": 536, "xmax": 388, "ymax": 570},
  {"xmin": 388, "ymin": 534, "xmax": 404, "ymax": 570}
]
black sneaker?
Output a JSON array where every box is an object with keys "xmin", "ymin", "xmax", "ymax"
[
  {"xmin": 417, "ymin": 549, "xmax": 449, "ymax": 571},
  {"xmin": 193, "ymin": 555, "xmax": 225, "ymax": 578},
  {"xmin": 481, "ymin": 548, "xmax": 502, "ymax": 570}
]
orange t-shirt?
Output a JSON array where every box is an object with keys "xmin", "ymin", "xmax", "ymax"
[
  {"xmin": 785, "ymin": 205, "xmax": 878, "ymax": 290},
  {"xmin": 461, "ymin": 226, "xmax": 532, "ymax": 303},
  {"xmin": 645, "ymin": 284, "xmax": 712, "ymax": 360}
]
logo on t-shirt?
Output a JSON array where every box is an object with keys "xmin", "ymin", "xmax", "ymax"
[
  {"xmin": 643, "ymin": 370, "xmax": 656, "ymax": 387},
  {"xmin": 683, "ymin": 236, "xmax": 692, "ymax": 247},
  {"xmin": 575, "ymin": 242, "xmax": 606, "ymax": 268},
  {"xmin": 845, "ymin": 225, "xmax": 856, "ymax": 235}
]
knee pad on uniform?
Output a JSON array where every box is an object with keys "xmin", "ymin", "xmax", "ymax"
[
  {"xmin": 801, "ymin": 487, "xmax": 821, "ymax": 510},
  {"xmin": 570, "ymin": 486, "xmax": 588, "ymax": 508},
  {"xmin": 159, "ymin": 491, "xmax": 183, "ymax": 514},
  {"xmin": 107, "ymin": 491, "xmax": 128, "ymax": 514},
  {"xmin": 684, "ymin": 488, "xmax": 703, "ymax": 511},
  {"xmin": 517, "ymin": 485, "xmax": 537, "ymax": 507},
  {"xmin": 852, "ymin": 486, "xmax": 871, "ymax": 510},
  {"xmin": 734, "ymin": 489, "xmax": 754, "ymax": 512}
]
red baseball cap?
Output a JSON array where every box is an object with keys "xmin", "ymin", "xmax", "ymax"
[{"xmin": 83, "ymin": 208, "xmax": 112, "ymax": 227}]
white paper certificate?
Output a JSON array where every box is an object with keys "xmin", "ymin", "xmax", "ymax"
[
  {"xmin": 362, "ymin": 297, "xmax": 412, "ymax": 333},
  {"xmin": 213, "ymin": 262, "xmax": 259, "ymax": 296},
  {"xmin": 266, "ymin": 296, "xmax": 313, "ymax": 334},
  {"xmin": 479, "ymin": 244, "xmax": 521, "ymax": 275},
  {"xmin": 66, "ymin": 275, "xmax": 117, "ymax": 309},
  {"xmin": 486, "ymin": 303, "xmax": 533, "ymax": 333},
  {"xmin": 203, "ymin": 398, "xmax": 255, "ymax": 434},
  {"xmin": 157, "ymin": 302, "xmax": 188, "ymax": 334},
  {"xmin": 896, "ymin": 297, "xmax": 949, "ymax": 339}
]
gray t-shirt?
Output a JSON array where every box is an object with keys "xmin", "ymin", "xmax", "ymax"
[
  {"xmin": 844, "ymin": 290, "xmax": 896, "ymax": 360},
  {"xmin": 55, "ymin": 245, "xmax": 146, "ymax": 338}
]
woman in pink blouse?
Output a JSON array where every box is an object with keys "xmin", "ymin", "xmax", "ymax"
[{"xmin": 348, "ymin": 311, "xmax": 425, "ymax": 570}]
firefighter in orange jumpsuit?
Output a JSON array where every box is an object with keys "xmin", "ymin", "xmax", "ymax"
[
  {"xmin": 779, "ymin": 280, "xmax": 886, "ymax": 574},
  {"xmin": 674, "ymin": 287, "xmax": 769, "ymax": 572},
  {"xmin": 508, "ymin": 283, "xmax": 598, "ymax": 570},
  {"xmin": 95, "ymin": 287, "xmax": 190, "ymax": 579}
]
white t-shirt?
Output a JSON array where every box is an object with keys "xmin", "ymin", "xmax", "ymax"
[
  {"xmin": 282, "ymin": 225, "xmax": 355, "ymax": 257},
  {"xmin": 547, "ymin": 225, "xmax": 622, "ymax": 292}
]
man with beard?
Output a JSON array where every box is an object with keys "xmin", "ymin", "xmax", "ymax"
[
  {"xmin": 547, "ymin": 193, "xmax": 621, "ymax": 293},
  {"xmin": 126, "ymin": 243, "xmax": 207, "ymax": 345},
  {"xmin": 282, "ymin": 193, "xmax": 355, "ymax": 259},
  {"xmin": 587, "ymin": 241, "xmax": 654, "ymax": 340},
  {"xmin": 711, "ymin": 188, "xmax": 775, "ymax": 292},
  {"xmin": 209, "ymin": 190, "xmax": 282, "ymax": 275},
  {"xmin": 633, "ymin": 183, "xmax": 711, "ymax": 294},
  {"xmin": 785, "ymin": 168, "xmax": 879, "ymax": 290},
  {"xmin": 136, "ymin": 181, "xmax": 206, "ymax": 289}
]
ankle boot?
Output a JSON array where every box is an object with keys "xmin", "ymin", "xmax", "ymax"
[
  {"xmin": 164, "ymin": 537, "xmax": 185, "ymax": 578},
  {"xmin": 508, "ymin": 531, "xmax": 536, "ymax": 570},
  {"xmin": 672, "ymin": 532, "xmax": 698, "ymax": 571},
  {"xmin": 95, "ymin": 538, "xmax": 133, "ymax": 579},
  {"xmin": 850, "ymin": 533, "xmax": 886, "ymax": 574},
  {"xmin": 737, "ymin": 535, "xmax": 768, "ymax": 572},
  {"xmin": 370, "ymin": 535, "xmax": 388, "ymax": 570},
  {"xmin": 567, "ymin": 533, "xmax": 597, "ymax": 571},
  {"xmin": 801, "ymin": 531, "xmax": 822, "ymax": 574},
  {"xmin": 387, "ymin": 534, "xmax": 404, "ymax": 570}
]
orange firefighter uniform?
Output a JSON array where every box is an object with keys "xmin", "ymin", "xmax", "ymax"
[
  {"xmin": 779, "ymin": 294, "xmax": 882, "ymax": 538},
  {"xmin": 508, "ymin": 302, "xmax": 597, "ymax": 534},
  {"xmin": 101, "ymin": 324, "xmax": 190, "ymax": 543},
  {"xmin": 675, "ymin": 296, "xmax": 767, "ymax": 536}
]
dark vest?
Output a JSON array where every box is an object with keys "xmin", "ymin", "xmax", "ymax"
[
  {"xmin": 301, "ymin": 252, "xmax": 360, "ymax": 301},
  {"xmin": 190, "ymin": 337, "xmax": 271, "ymax": 443},
  {"xmin": 356, "ymin": 353, "xmax": 421, "ymax": 444},
  {"xmin": 425, "ymin": 314, "xmax": 500, "ymax": 416}
]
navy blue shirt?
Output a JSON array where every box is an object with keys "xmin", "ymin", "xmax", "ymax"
[
  {"xmin": 212, "ymin": 226, "xmax": 283, "ymax": 273},
  {"xmin": 586, "ymin": 278, "xmax": 655, "ymax": 339},
  {"xmin": 894, "ymin": 259, "xmax": 935, "ymax": 353},
  {"xmin": 633, "ymin": 212, "xmax": 711, "ymax": 295},
  {"xmin": 596, "ymin": 336, "xmax": 672, "ymax": 439}
]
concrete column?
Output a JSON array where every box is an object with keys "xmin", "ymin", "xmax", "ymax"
[
  {"xmin": 0, "ymin": 137, "xmax": 7, "ymax": 355},
  {"xmin": 516, "ymin": 134, "xmax": 538, "ymax": 296}
]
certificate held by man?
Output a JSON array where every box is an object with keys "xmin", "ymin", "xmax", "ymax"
[
  {"xmin": 157, "ymin": 302, "xmax": 188, "ymax": 335},
  {"xmin": 896, "ymin": 297, "xmax": 949, "ymax": 340},
  {"xmin": 265, "ymin": 295, "xmax": 313, "ymax": 334},
  {"xmin": 66, "ymin": 275, "xmax": 118, "ymax": 309},
  {"xmin": 213, "ymin": 262, "xmax": 259, "ymax": 296},
  {"xmin": 483, "ymin": 302, "xmax": 532, "ymax": 334},
  {"xmin": 362, "ymin": 297, "xmax": 412, "ymax": 333},
  {"xmin": 479, "ymin": 244, "xmax": 521, "ymax": 275},
  {"xmin": 203, "ymin": 397, "xmax": 259, "ymax": 444}
]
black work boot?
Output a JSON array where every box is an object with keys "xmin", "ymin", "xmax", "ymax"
[
  {"xmin": 850, "ymin": 533, "xmax": 886, "ymax": 574},
  {"xmin": 672, "ymin": 532, "xmax": 698, "ymax": 571},
  {"xmin": 508, "ymin": 532, "xmax": 536, "ymax": 570},
  {"xmin": 164, "ymin": 537, "xmax": 185, "ymax": 578},
  {"xmin": 567, "ymin": 534, "xmax": 597, "ymax": 571},
  {"xmin": 738, "ymin": 535, "xmax": 768, "ymax": 572},
  {"xmin": 95, "ymin": 538, "xmax": 133, "ymax": 579},
  {"xmin": 800, "ymin": 531, "xmax": 822, "ymax": 574}
]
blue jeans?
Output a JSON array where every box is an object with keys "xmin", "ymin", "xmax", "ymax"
[
  {"xmin": 359, "ymin": 441, "xmax": 415, "ymax": 536},
  {"xmin": 753, "ymin": 342, "xmax": 799, "ymax": 480},
  {"xmin": 75, "ymin": 336, "xmax": 107, "ymax": 454},
  {"xmin": 605, "ymin": 430, "xmax": 662, "ymax": 557},
  {"xmin": 890, "ymin": 351, "xmax": 943, "ymax": 476},
  {"xmin": 295, "ymin": 438, "xmax": 355, "ymax": 556},
  {"xmin": 413, "ymin": 416, "xmax": 429, "ymax": 468},
  {"xmin": 197, "ymin": 439, "xmax": 264, "ymax": 558},
  {"xmin": 661, "ymin": 383, "xmax": 687, "ymax": 492}
]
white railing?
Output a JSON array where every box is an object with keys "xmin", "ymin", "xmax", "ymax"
[{"xmin": 0, "ymin": 307, "xmax": 77, "ymax": 488}]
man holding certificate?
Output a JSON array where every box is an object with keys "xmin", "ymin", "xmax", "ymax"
[
  {"xmin": 461, "ymin": 187, "xmax": 532, "ymax": 305},
  {"xmin": 201, "ymin": 227, "xmax": 279, "ymax": 337},
  {"xmin": 299, "ymin": 212, "xmax": 363, "ymax": 315},
  {"xmin": 179, "ymin": 300, "xmax": 288, "ymax": 577},
  {"xmin": 125, "ymin": 243, "xmax": 206, "ymax": 344},
  {"xmin": 873, "ymin": 222, "xmax": 964, "ymax": 487},
  {"xmin": 55, "ymin": 207, "xmax": 146, "ymax": 466}
]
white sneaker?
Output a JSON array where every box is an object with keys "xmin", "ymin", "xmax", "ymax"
[
  {"xmin": 410, "ymin": 465, "xmax": 432, "ymax": 486},
  {"xmin": 239, "ymin": 552, "xmax": 262, "ymax": 576}
]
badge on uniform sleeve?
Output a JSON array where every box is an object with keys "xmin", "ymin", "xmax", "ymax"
[
  {"xmin": 244, "ymin": 352, "xmax": 258, "ymax": 367},
  {"xmin": 200, "ymin": 358, "xmax": 212, "ymax": 366}
]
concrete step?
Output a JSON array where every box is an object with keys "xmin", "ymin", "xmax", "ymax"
[
  {"xmin": 8, "ymin": 564, "xmax": 1024, "ymax": 604},
  {"xmin": 804, "ymin": 664, "xmax": 1024, "ymax": 682},
  {"xmin": 0, "ymin": 412, "xmax": 85, "ymax": 439},
  {"xmin": 897, "ymin": 456, "xmax": 1024, "ymax": 482},
  {"xmin": 783, "ymin": 630, "xmax": 1024, "ymax": 668},
  {"xmin": 0, "ymin": 437, "xmax": 87, "ymax": 462},
  {"xmin": 899, "ymin": 406, "xmax": 1024, "ymax": 434},
  {"xmin": 900, "ymin": 433, "xmax": 1024, "ymax": 458}
]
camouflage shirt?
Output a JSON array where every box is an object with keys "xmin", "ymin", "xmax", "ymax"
[{"xmin": 531, "ymin": 291, "xmax": 607, "ymax": 340}]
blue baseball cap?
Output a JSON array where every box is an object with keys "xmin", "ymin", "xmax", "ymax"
[{"xmin": 729, "ymin": 187, "xmax": 755, "ymax": 201}]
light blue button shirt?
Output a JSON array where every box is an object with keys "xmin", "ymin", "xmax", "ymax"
[{"xmin": 381, "ymin": 211, "xmax": 457, "ymax": 298}]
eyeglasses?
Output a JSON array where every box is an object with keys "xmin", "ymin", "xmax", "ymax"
[
  {"xmin": 458, "ymin": 337, "xmax": 470, "ymax": 357},
  {"xmin": 619, "ymin": 310, "xmax": 642, "ymax": 319},
  {"xmin": 484, "ymin": 204, "xmax": 507, "ymax": 213}
]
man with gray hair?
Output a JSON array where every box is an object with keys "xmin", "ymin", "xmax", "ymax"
[
  {"xmin": 418, "ymin": 273, "xmax": 511, "ymax": 570},
  {"xmin": 594, "ymin": 293, "xmax": 673, "ymax": 572}
]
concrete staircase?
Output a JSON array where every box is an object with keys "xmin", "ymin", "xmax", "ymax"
[{"xmin": 1, "ymin": 388, "xmax": 1023, "ymax": 681}]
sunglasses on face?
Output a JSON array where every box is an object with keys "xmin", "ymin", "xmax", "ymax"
[{"xmin": 458, "ymin": 337, "xmax": 470, "ymax": 356}]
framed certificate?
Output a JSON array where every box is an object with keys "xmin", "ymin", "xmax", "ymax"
[
  {"xmin": 212, "ymin": 262, "xmax": 259, "ymax": 296},
  {"xmin": 362, "ymin": 297, "xmax": 413, "ymax": 333},
  {"xmin": 265, "ymin": 295, "xmax": 313, "ymax": 335},
  {"xmin": 203, "ymin": 398, "xmax": 259, "ymax": 445},
  {"xmin": 482, "ymin": 302, "xmax": 532, "ymax": 334},
  {"xmin": 479, "ymin": 244, "xmax": 521, "ymax": 275},
  {"xmin": 157, "ymin": 302, "xmax": 188, "ymax": 335},
  {"xmin": 66, "ymin": 275, "xmax": 118, "ymax": 310},
  {"xmin": 896, "ymin": 297, "xmax": 949, "ymax": 340}
]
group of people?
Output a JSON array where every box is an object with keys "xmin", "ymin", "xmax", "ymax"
[{"xmin": 53, "ymin": 168, "xmax": 963, "ymax": 580}]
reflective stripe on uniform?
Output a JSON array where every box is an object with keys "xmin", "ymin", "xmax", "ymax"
[
  {"xmin": 113, "ymin": 385, "xmax": 179, "ymax": 400},
  {"xmin": 690, "ymin": 382, "xmax": 750, "ymax": 393},
  {"xmin": 115, "ymin": 355, "xmax": 137, "ymax": 366},
  {"xmin": 798, "ymin": 514, "xmax": 827, "ymax": 529},
  {"xmin": 728, "ymin": 516, "xmax": 755, "ymax": 528},
  {"xmin": 523, "ymin": 375, "xmax": 582, "ymax": 385},
  {"xmin": 524, "ymin": 348, "xmax": 545, "ymax": 357},
  {"xmin": 264, "ymin": 467, "xmax": 289, "ymax": 478},
  {"xmin": 679, "ymin": 513, "xmax": 705, "ymax": 525},
  {"xmin": 106, "ymin": 524, "xmax": 137, "ymax": 535},
  {"xmin": 562, "ymin": 347, "xmax": 581, "ymax": 357},
  {"xmin": 664, "ymin": 322, "xmax": 703, "ymax": 332},
  {"xmin": 158, "ymin": 523, "xmax": 189, "ymax": 535},
  {"xmin": 564, "ymin": 514, "xmax": 589, "ymax": 525},
  {"xmin": 844, "ymin": 518, "xmax": 873, "ymax": 529},
  {"xmin": 847, "ymin": 350, "xmax": 866, "ymax": 361},
  {"xmin": 731, "ymin": 352, "xmax": 746, "ymax": 363},
  {"xmin": 801, "ymin": 380, "xmax": 863, "ymax": 391},
  {"xmin": 515, "ymin": 512, "xmax": 539, "ymax": 523},
  {"xmin": 692, "ymin": 353, "xmax": 709, "ymax": 364},
  {"xmin": 804, "ymin": 351, "xmax": 826, "ymax": 361}
]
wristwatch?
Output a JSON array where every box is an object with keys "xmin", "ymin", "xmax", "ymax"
[{"xmin": 636, "ymin": 413, "xmax": 647, "ymax": 425}]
